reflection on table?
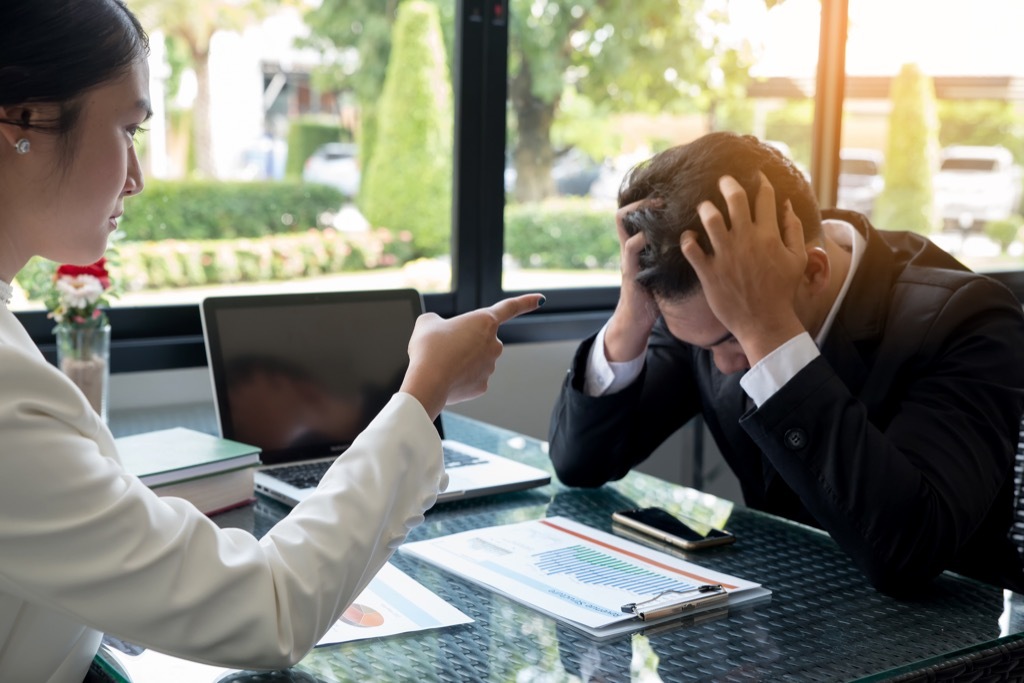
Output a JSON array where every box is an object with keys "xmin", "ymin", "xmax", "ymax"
[{"xmin": 112, "ymin": 406, "xmax": 1024, "ymax": 682}]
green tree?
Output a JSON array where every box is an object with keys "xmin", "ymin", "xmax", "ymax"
[
  {"xmin": 304, "ymin": 0, "xmax": 758, "ymax": 203},
  {"xmin": 506, "ymin": 0, "xmax": 721, "ymax": 201},
  {"xmin": 302, "ymin": 0, "xmax": 455, "ymax": 199},
  {"xmin": 360, "ymin": 1, "xmax": 453, "ymax": 257},
  {"xmin": 284, "ymin": 118, "xmax": 344, "ymax": 179},
  {"xmin": 764, "ymin": 100, "xmax": 814, "ymax": 169},
  {"xmin": 126, "ymin": 0, "xmax": 283, "ymax": 177},
  {"xmin": 938, "ymin": 100, "xmax": 1024, "ymax": 162},
  {"xmin": 874, "ymin": 63, "xmax": 940, "ymax": 234}
]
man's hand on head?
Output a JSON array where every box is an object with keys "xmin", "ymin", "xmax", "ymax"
[
  {"xmin": 605, "ymin": 199, "xmax": 661, "ymax": 362},
  {"xmin": 679, "ymin": 173, "xmax": 808, "ymax": 366}
]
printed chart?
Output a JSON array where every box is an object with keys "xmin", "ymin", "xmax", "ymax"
[
  {"xmin": 400, "ymin": 516, "xmax": 769, "ymax": 638},
  {"xmin": 99, "ymin": 563, "xmax": 472, "ymax": 682},
  {"xmin": 535, "ymin": 544, "xmax": 697, "ymax": 595},
  {"xmin": 341, "ymin": 603, "xmax": 386, "ymax": 628},
  {"xmin": 317, "ymin": 562, "xmax": 471, "ymax": 645}
]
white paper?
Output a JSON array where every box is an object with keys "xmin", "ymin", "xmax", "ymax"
[
  {"xmin": 399, "ymin": 516, "xmax": 770, "ymax": 638},
  {"xmin": 101, "ymin": 563, "xmax": 472, "ymax": 681},
  {"xmin": 316, "ymin": 562, "xmax": 472, "ymax": 645}
]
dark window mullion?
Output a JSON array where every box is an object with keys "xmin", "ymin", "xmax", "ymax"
[
  {"xmin": 477, "ymin": 0, "xmax": 510, "ymax": 310},
  {"xmin": 453, "ymin": 0, "xmax": 487, "ymax": 314}
]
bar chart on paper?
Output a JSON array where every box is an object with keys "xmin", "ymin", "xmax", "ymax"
[
  {"xmin": 535, "ymin": 545, "xmax": 698, "ymax": 595},
  {"xmin": 400, "ymin": 516, "xmax": 769, "ymax": 638}
]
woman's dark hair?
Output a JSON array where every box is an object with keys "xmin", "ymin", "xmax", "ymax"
[
  {"xmin": 0, "ymin": 0, "xmax": 149, "ymax": 143},
  {"xmin": 618, "ymin": 132, "xmax": 822, "ymax": 300}
]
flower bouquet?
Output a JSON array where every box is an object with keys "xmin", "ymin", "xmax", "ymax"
[{"xmin": 46, "ymin": 259, "xmax": 115, "ymax": 421}]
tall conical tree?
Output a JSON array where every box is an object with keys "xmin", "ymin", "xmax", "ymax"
[
  {"xmin": 873, "ymin": 63, "xmax": 940, "ymax": 234},
  {"xmin": 360, "ymin": 0, "xmax": 453, "ymax": 257}
]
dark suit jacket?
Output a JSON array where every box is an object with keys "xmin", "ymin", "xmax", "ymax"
[{"xmin": 549, "ymin": 210, "xmax": 1024, "ymax": 594}]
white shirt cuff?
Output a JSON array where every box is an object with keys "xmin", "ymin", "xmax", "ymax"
[
  {"xmin": 739, "ymin": 332, "xmax": 820, "ymax": 407},
  {"xmin": 584, "ymin": 323, "xmax": 646, "ymax": 397}
]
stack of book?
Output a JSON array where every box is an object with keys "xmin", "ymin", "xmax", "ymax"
[{"xmin": 115, "ymin": 427, "xmax": 262, "ymax": 515}]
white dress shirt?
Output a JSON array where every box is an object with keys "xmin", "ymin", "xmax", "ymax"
[
  {"xmin": 586, "ymin": 219, "xmax": 865, "ymax": 405},
  {"xmin": 0, "ymin": 302, "xmax": 447, "ymax": 682}
]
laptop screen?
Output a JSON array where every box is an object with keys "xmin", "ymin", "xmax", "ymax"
[{"xmin": 202, "ymin": 289, "xmax": 426, "ymax": 465}]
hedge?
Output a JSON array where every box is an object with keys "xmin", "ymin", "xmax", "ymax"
[
  {"xmin": 285, "ymin": 118, "xmax": 346, "ymax": 180},
  {"xmin": 15, "ymin": 198, "xmax": 616, "ymax": 304},
  {"xmin": 119, "ymin": 180, "xmax": 345, "ymax": 242},
  {"xmin": 504, "ymin": 199, "xmax": 620, "ymax": 270}
]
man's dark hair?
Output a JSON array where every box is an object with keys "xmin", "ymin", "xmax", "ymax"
[{"xmin": 618, "ymin": 132, "xmax": 822, "ymax": 300}]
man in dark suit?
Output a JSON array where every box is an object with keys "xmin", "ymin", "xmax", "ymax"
[{"xmin": 549, "ymin": 132, "xmax": 1024, "ymax": 595}]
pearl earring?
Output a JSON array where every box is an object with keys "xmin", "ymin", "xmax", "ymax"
[{"xmin": 14, "ymin": 138, "xmax": 30, "ymax": 155}]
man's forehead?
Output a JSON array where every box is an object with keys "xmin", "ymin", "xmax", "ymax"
[{"xmin": 656, "ymin": 293, "xmax": 732, "ymax": 348}]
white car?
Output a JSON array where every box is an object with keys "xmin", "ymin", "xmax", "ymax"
[
  {"xmin": 302, "ymin": 142, "xmax": 360, "ymax": 198},
  {"xmin": 934, "ymin": 145, "xmax": 1023, "ymax": 231},
  {"xmin": 836, "ymin": 148, "xmax": 884, "ymax": 218}
]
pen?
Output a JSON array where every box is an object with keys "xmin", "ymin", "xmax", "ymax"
[{"xmin": 620, "ymin": 584, "xmax": 728, "ymax": 621}]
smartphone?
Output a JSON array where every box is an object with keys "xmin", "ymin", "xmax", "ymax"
[{"xmin": 611, "ymin": 507, "xmax": 736, "ymax": 551}]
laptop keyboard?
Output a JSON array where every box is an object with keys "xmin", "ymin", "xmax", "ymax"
[
  {"xmin": 274, "ymin": 460, "xmax": 333, "ymax": 490},
  {"xmin": 442, "ymin": 445, "xmax": 487, "ymax": 469},
  {"xmin": 271, "ymin": 446, "xmax": 486, "ymax": 489}
]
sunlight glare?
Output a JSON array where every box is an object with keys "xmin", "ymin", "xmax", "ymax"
[{"xmin": 737, "ymin": 0, "xmax": 1024, "ymax": 77}]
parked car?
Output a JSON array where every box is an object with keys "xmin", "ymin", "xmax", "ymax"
[
  {"xmin": 551, "ymin": 148, "xmax": 602, "ymax": 196},
  {"xmin": 303, "ymin": 142, "xmax": 360, "ymax": 198},
  {"xmin": 240, "ymin": 134, "xmax": 287, "ymax": 181},
  {"xmin": 589, "ymin": 149, "xmax": 653, "ymax": 202},
  {"xmin": 934, "ymin": 145, "xmax": 1023, "ymax": 231},
  {"xmin": 836, "ymin": 148, "xmax": 884, "ymax": 218},
  {"xmin": 504, "ymin": 147, "xmax": 602, "ymax": 197}
]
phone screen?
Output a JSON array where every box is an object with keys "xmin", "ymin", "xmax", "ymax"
[{"xmin": 612, "ymin": 507, "xmax": 735, "ymax": 549}]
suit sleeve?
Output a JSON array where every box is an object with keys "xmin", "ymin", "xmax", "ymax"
[
  {"xmin": 549, "ymin": 321, "xmax": 704, "ymax": 487},
  {"xmin": 741, "ymin": 277, "xmax": 1024, "ymax": 594}
]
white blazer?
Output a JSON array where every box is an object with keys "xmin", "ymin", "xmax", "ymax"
[{"xmin": 0, "ymin": 305, "xmax": 446, "ymax": 683}]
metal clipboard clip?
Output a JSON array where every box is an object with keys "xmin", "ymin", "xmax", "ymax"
[{"xmin": 620, "ymin": 584, "xmax": 728, "ymax": 621}]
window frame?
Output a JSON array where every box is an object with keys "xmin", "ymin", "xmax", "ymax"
[{"xmin": 16, "ymin": 0, "xmax": 1024, "ymax": 372}]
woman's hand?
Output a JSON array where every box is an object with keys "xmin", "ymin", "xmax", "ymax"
[{"xmin": 400, "ymin": 293, "xmax": 545, "ymax": 419}]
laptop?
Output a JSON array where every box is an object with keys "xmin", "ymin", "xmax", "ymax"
[{"xmin": 200, "ymin": 288, "xmax": 551, "ymax": 507}]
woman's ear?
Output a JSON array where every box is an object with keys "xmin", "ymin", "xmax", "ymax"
[{"xmin": 0, "ymin": 105, "xmax": 31, "ymax": 148}]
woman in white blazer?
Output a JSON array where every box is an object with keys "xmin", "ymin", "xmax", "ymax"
[{"xmin": 0, "ymin": 2, "xmax": 544, "ymax": 681}]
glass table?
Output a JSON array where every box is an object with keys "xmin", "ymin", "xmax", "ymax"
[{"xmin": 109, "ymin": 404, "xmax": 1024, "ymax": 682}]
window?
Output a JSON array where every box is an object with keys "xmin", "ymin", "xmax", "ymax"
[
  {"xmin": 14, "ymin": 1, "xmax": 1024, "ymax": 371},
  {"xmin": 13, "ymin": 2, "xmax": 460, "ymax": 315},
  {"xmin": 500, "ymin": 0, "xmax": 824, "ymax": 295},
  {"xmin": 838, "ymin": 0, "xmax": 1024, "ymax": 277}
]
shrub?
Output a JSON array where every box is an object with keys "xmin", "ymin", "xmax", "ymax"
[
  {"xmin": 985, "ymin": 215, "xmax": 1024, "ymax": 252},
  {"xmin": 285, "ymin": 118, "xmax": 346, "ymax": 180},
  {"xmin": 119, "ymin": 180, "xmax": 345, "ymax": 242},
  {"xmin": 505, "ymin": 199, "xmax": 620, "ymax": 270},
  {"xmin": 14, "ymin": 257, "xmax": 57, "ymax": 302},
  {"xmin": 875, "ymin": 64, "xmax": 940, "ymax": 234},
  {"xmin": 764, "ymin": 100, "xmax": 814, "ymax": 169},
  {"xmin": 360, "ymin": 1, "xmax": 454, "ymax": 258},
  {"xmin": 88, "ymin": 228, "xmax": 419, "ymax": 294}
]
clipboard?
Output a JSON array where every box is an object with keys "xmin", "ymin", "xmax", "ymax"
[
  {"xmin": 620, "ymin": 584, "xmax": 728, "ymax": 621},
  {"xmin": 400, "ymin": 516, "xmax": 771, "ymax": 639}
]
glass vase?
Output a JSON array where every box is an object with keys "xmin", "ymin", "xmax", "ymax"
[{"xmin": 55, "ymin": 322, "xmax": 111, "ymax": 422}]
